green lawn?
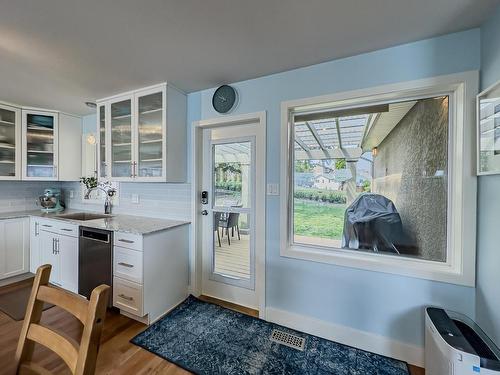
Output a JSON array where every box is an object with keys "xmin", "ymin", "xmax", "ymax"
[{"xmin": 294, "ymin": 199, "xmax": 346, "ymax": 239}]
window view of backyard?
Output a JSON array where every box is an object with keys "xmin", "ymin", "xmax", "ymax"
[
  {"xmin": 212, "ymin": 142, "xmax": 251, "ymax": 280},
  {"xmin": 292, "ymin": 96, "xmax": 449, "ymax": 262},
  {"xmin": 294, "ymin": 157, "xmax": 371, "ymax": 247}
]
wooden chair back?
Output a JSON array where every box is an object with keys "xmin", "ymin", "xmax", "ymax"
[{"xmin": 14, "ymin": 264, "xmax": 110, "ymax": 375}]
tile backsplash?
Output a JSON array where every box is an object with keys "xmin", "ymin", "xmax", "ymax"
[
  {"xmin": 60, "ymin": 181, "xmax": 191, "ymax": 221},
  {"xmin": 0, "ymin": 181, "xmax": 55, "ymax": 212}
]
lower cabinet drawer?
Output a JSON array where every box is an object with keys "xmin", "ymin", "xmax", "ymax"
[
  {"xmin": 114, "ymin": 246, "xmax": 143, "ymax": 284},
  {"xmin": 113, "ymin": 277, "xmax": 143, "ymax": 317}
]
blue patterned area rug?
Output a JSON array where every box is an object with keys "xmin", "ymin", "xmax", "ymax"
[{"xmin": 131, "ymin": 296, "xmax": 409, "ymax": 375}]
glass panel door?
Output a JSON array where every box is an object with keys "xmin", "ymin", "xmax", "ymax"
[
  {"xmin": 25, "ymin": 112, "xmax": 56, "ymax": 178},
  {"xmin": 110, "ymin": 98, "xmax": 133, "ymax": 178},
  {"xmin": 137, "ymin": 91, "xmax": 163, "ymax": 178},
  {"xmin": 0, "ymin": 106, "xmax": 18, "ymax": 178},
  {"xmin": 98, "ymin": 104, "xmax": 107, "ymax": 178},
  {"xmin": 210, "ymin": 139, "xmax": 254, "ymax": 289}
]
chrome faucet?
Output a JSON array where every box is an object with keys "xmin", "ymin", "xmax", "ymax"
[{"xmin": 84, "ymin": 182, "xmax": 116, "ymax": 214}]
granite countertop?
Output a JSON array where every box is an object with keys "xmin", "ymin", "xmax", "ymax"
[{"xmin": 0, "ymin": 209, "xmax": 190, "ymax": 235}]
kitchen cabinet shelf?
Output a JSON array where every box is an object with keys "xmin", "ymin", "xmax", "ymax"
[
  {"xmin": 140, "ymin": 108, "xmax": 162, "ymax": 115},
  {"xmin": 112, "ymin": 114, "xmax": 132, "ymax": 120},
  {"xmin": 141, "ymin": 158, "xmax": 162, "ymax": 162},
  {"xmin": 27, "ymin": 149, "xmax": 53, "ymax": 153},
  {"xmin": 0, "ymin": 104, "xmax": 20, "ymax": 180},
  {"xmin": 113, "ymin": 142, "xmax": 132, "ymax": 147},
  {"xmin": 140, "ymin": 139, "xmax": 162, "ymax": 144},
  {"xmin": 97, "ymin": 83, "xmax": 186, "ymax": 182}
]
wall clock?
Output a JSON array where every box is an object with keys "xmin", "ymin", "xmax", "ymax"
[{"xmin": 212, "ymin": 85, "xmax": 238, "ymax": 114}]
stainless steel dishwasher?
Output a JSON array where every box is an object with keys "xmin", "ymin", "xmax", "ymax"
[{"xmin": 79, "ymin": 227, "xmax": 113, "ymax": 305}]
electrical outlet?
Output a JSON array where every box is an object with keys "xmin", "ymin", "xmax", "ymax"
[
  {"xmin": 132, "ymin": 194, "xmax": 140, "ymax": 204},
  {"xmin": 69, "ymin": 190, "xmax": 74, "ymax": 199}
]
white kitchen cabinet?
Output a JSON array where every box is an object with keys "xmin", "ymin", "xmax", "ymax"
[
  {"xmin": 0, "ymin": 217, "xmax": 29, "ymax": 280},
  {"xmin": 58, "ymin": 113, "xmax": 82, "ymax": 181},
  {"xmin": 58, "ymin": 234, "xmax": 78, "ymax": 293},
  {"xmin": 97, "ymin": 103, "xmax": 107, "ymax": 179},
  {"xmin": 98, "ymin": 83, "xmax": 186, "ymax": 182},
  {"xmin": 36, "ymin": 219, "xmax": 79, "ymax": 293},
  {"xmin": 112, "ymin": 224, "xmax": 189, "ymax": 324},
  {"xmin": 39, "ymin": 229, "xmax": 60, "ymax": 285},
  {"xmin": 22, "ymin": 108, "xmax": 82, "ymax": 181},
  {"xmin": 0, "ymin": 103, "xmax": 21, "ymax": 180},
  {"xmin": 22, "ymin": 109, "xmax": 59, "ymax": 180},
  {"xmin": 30, "ymin": 218, "xmax": 42, "ymax": 273}
]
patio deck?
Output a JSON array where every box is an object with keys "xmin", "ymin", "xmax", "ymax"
[{"xmin": 214, "ymin": 233, "xmax": 250, "ymax": 279}]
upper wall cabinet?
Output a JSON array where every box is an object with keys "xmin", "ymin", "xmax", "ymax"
[
  {"xmin": 21, "ymin": 108, "xmax": 82, "ymax": 181},
  {"xmin": 97, "ymin": 83, "xmax": 187, "ymax": 182},
  {"xmin": 0, "ymin": 103, "xmax": 21, "ymax": 180},
  {"xmin": 22, "ymin": 109, "xmax": 59, "ymax": 180}
]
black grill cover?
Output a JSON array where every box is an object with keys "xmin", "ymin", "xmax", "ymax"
[{"xmin": 342, "ymin": 193, "xmax": 415, "ymax": 255}]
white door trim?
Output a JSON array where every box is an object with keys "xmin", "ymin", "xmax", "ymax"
[{"xmin": 191, "ymin": 111, "xmax": 266, "ymax": 319}]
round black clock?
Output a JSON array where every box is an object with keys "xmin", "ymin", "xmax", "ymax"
[{"xmin": 212, "ymin": 85, "xmax": 237, "ymax": 114}]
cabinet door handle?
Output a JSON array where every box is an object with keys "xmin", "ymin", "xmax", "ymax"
[
  {"xmin": 118, "ymin": 294, "xmax": 134, "ymax": 301},
  {"xmin": 118, "ymin": 239, "xmax": 134, "ymax": 244},
  {"xmin": 130, "ymin": 161, "xmax": 134, "ymax": 178},
  {"xmin": 118, "ymin": 262, "xmax": 134, "ymax": 268},
  {"xmin": 52, "ymin": 238, "xmax": 55, "ymax": 254},
  {"xmin": 35, "ymin": 222, "xmax": 39, "ymax": 236},
  {"xmin": 61, "ymin": 228, "xmax": 73, "ymax": 232},
  {"xmin": 56, "ymin": 238, "xmax": 60, "ymax": 254},
  {"xmin": 42, "ymin": 224, "xmax": 53, "ymax": 228}
]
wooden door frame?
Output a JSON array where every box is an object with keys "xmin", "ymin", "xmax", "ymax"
[{"xmin": 191, "ymin": 111, "xmax": 266, "ymax": 319}]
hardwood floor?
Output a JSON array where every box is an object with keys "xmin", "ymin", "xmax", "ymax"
[{"xmin": 0, "ymin": 280, "xmax": 424, "ymax": 374}]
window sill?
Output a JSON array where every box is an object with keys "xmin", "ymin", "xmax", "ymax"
[{"xmin": 281, "ymin": 243, "xmax": 474, "ymax": 287}]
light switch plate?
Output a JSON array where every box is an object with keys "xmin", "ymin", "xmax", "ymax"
[
  {"xmin": 267, "ymin": 183, "xmax": 279, "ymax": 195},
  {"xmin": 132, "ymin": 194, "xmax": 140, "ymax": 204}
]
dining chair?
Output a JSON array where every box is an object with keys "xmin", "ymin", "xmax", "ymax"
[{"xmin": 15, "ymin": 264, "xmax": 110, "ymax": 375}]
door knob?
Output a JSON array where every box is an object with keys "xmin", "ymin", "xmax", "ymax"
[{"xmin": 201, "ymin": 210, "xmax": 208, "ymax": 216}]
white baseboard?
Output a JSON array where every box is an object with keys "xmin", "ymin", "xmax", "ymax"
[{"xmin": 266, "ymin": 307, "xmax": 424, "ymax": 367}]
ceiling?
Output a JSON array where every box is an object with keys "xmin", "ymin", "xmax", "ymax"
[{"xmin": 0, "ymin": 0, "xmax": 498, "ymax": 115}]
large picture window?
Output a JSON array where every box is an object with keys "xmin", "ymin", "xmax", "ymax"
[
  {"xmin": 280, "ymin": 73, "xmax": 477, "ymax": 286},
  {"xmin": 292, "ymin": 96, "xmax": 449, "ymax": 262}
]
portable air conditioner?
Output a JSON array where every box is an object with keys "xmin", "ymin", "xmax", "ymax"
[{"xmin": 425, "ymin": 307, "xmax": 500, "ymax": 374}]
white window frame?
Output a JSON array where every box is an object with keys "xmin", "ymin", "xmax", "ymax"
[{"xmin": 280, "ymin": 71, "xmax": 478, "ymax": 286}]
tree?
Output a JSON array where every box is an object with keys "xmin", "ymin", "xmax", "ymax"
[
  {"xmin": 335, "ymin": 158, "xmax": 346, "ymax": 170},
  {"xmin": 295, "ymin": 160, "xmax": 314, "ymax": 172}
]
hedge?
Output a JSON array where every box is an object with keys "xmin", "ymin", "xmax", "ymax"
[
  {"xmin": 215, "ymin": 181, "xmax": 242, "ymax": 192},
  {"xmin": 294, "ymin": 188, "xmax": 347, "ymax": 204}
]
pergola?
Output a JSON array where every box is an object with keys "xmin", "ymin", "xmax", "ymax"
[{"xmin": 293, "ymin": 115, "xmax": 372, "ymax": 161}]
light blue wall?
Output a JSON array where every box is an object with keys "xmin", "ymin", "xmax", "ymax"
[
  {"xmin": 190, "ymin": 29, "xmax": 481, "ymax": 347},
  {"xmin": 476, "ymin": 4, "xmax": 500, "ymax": 348}
]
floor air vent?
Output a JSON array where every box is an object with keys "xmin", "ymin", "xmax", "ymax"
[{"xmin": 270, "ymin": 329, "xmax": 306, "ymax": 351}]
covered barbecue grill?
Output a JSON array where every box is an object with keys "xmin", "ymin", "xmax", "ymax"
[{"xmin": 342, "ymin": 193, "xmax": 417, "ymax": 255}]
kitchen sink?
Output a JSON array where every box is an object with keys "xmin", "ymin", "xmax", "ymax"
[{"xmin": 58, "ymin": 212, "xmax": 112, "ymax": 221}]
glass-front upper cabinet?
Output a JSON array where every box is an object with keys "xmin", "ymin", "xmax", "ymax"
[
  {"xmin": 110, "ymin": 96, "xmax": 133, "ymax": 179},
  {"xmin": 97, "ymin": 83, "xmax": 186, "ymax": 182},
  {"xmin": 22, "ymin": 109, "xmax": 58, "ymax": 180},
  {"xmin": 135, "ymin": 86, "xmax": 165, "ymax": 180},
  {"xmin": 0, "ymin": 104, "xmax": 21, "ymax": 180},
  {"xmin": 97, "ymin": 103, "xmax": 107, "ymax": 178}
]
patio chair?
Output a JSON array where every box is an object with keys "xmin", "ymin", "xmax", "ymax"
[{"xmin": 215, "ymin": 212, "xmax": 240, "ymax": 246}]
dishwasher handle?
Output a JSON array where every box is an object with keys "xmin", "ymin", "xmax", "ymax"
[{"xmin": 80, "ymin": 229, "xmax": 110, "ymax": 243}]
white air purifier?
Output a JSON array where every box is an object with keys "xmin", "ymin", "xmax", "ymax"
[{"xmin": 425, "ymin": 307, "xmax": 500, "ymax": 374}]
